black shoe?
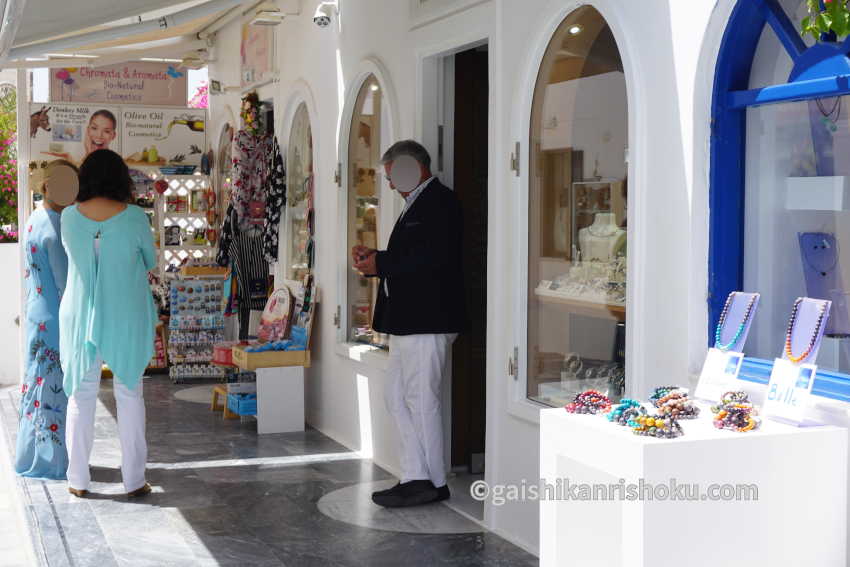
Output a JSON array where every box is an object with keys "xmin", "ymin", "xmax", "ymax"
[
  {"xmin": 372, "ymin": 480, "xmax": 438, "ymax": 508},
  {"xmin": 371, "ymin": 481, "xmax": 401, "ymax": 499},
  {"xmin": 433, "ymin": 483, "xmax": 450, "ymax": 502}
]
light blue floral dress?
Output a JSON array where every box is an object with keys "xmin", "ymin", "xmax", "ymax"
[{"xmin": 15, "ymin": 207, "xmax": 69, "ymax": 479}]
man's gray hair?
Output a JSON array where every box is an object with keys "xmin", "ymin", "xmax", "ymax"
[{"xmin": 380, "ymin": 139, "xmax": 431, "ymax": 170}]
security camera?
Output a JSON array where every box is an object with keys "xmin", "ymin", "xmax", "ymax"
[{"xmin": 313, "ymin": 1, "xmax": 337, "ymax": 28}]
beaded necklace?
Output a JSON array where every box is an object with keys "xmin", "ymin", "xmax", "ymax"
[
  {"xmin": 714, "ymin": 292, "xmax": 758, "ymax": 351},
  {"xmin": 784, "ymin": 298, "xmax": 828, "ymax": 364}
]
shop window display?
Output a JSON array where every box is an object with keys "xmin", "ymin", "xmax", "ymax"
[
  {"xmin": 347, "ymin": 76, "xmax": 387, "ymax": 347},
  {"xmin": 527, "ymin": 6, "xmax": 628, "ymax": 407},
  {"xmin": 285, "ymin": 103, "xmax": 314, "ymax": 281},
  {"xmin": 744, "ymin": 96, "xmax": 850, "ymax": 372},
  {"xmin": 708, "ymin": 0, "xmax": 850, "ymax": 385}
]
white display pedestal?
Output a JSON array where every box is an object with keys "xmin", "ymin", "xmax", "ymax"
[
  {"xmin": 540, "ymin": 405, "xmax": 848, "ymax": 567},
  {"xmin": 255, "ymin": 366, "xmax": 305, "ymax": 434}
]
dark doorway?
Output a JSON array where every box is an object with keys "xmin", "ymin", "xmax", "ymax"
[{"xmin": 451, "ymin": 45, "xmax": 488, "ymax": 473}]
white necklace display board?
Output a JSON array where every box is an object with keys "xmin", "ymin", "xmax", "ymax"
[
  {"xmin": 761, "ymin": 297, "xmax": 832, "ymax": 426},
  {"xmin": 540, "ymin": 406, "xmax": 847, "ymax": 567},
  {"xmin": 695, "ymin": 291, "xmax": 760, "ymax": 402}
]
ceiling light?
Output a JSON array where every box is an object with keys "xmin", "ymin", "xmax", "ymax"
[
  {"xmin": 568, "ymin": 25, "xmax": 583, "ymax": 35},
  {"xmin": 370, "ymin": 84, "xmax": 379, "ymax": 92},
  {"xmin": 140, "ymin": 57, "xmax": 183, "ymax": 63}
]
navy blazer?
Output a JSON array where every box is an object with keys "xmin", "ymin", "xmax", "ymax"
[{"xmin": 372, "ymin": 179, "xmax": 467, "ymax": 336}]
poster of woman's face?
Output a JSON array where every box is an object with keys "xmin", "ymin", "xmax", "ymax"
[
  {"xmin": 84, "ymin": 110, "xmax": 118, "ymax": 158},
  {"xmin": 28, "ymin": 104, "xmax": 121, "ymax": 167}
]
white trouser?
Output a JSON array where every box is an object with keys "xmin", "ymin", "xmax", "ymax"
[
  {"xmin": 66, "ymin": 357, "xmax": 147, "ymax": 492},
  {"xmin": 385, "ymin": 333, "xmax": 457, "ymax": 488}
]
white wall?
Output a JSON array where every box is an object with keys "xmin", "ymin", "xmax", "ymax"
[
  {"xmin": 0, "ymin": 244, "xmax": 21, "ymax": 385},
  {"xmin": 206, "ymin": 0, "xmax": 724, "ymax": 554},
  {"xmin": 0, "ymin": 69, "xmax": 20, "ymax": 386}
]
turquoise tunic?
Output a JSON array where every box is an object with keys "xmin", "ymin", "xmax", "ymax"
[
  {"xmin": 59, "ymin": 204, "xmax": 157, "ymax": 396},
  {"xmin": 15, "ymin": 207, "xmax": 69, "ymax": 479}
]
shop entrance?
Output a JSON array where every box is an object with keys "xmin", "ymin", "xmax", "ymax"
[
  {"xmin": 450, "ymin": 45, "xmax": 488, "ymax": 476},
  {"xmin": 424, "ymin": 43, "xmax": 489, "ymax": 515}
]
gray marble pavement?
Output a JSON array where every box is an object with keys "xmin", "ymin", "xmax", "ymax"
[{"xmin": 0, "ymin": 376, "xmax": 537, "ymax": 566}]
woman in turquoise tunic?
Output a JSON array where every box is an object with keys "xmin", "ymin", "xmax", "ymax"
[
  {"xmin": 15, "ymin": 160, "xmax": 79, "ymax": 479},
  {"xmin": 61, "ymin": 149, "xmax": 156, "ymax": 497}
]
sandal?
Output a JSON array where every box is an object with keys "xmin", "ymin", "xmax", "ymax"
[
  {"xmin": 127, "ymin": 482, "xmax": 152, "ymax": 498},
  {"xmin": 68, "ymin": 487, "xmax": 88, "ymax": 498}
]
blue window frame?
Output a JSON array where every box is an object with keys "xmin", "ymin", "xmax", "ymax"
[{"xmin": 711, "ymin": 0, "xmax": 850, "ymax": 394}]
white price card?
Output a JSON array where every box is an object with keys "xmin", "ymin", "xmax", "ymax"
[
  {"xmin": 762, "ymin": 358, "xmax": 816, "ymax": 426},
  {"xmin": 694, "ymin": 348, "xmax": 745, "ymax": 401}
]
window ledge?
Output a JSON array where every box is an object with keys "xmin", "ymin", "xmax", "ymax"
[
  {"xmin": 506, "ymin": 395, "xmax": 546, "ymax": 425},
  {"xmin": 335, "ymin": 342, "xmax": 390, "ymax": 370}
]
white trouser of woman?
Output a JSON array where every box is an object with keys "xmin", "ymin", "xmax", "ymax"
[{"xmin": 65, "ymin": 357, "xmax": 147, "ymax": 493}]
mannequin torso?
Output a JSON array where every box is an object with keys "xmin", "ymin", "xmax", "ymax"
[{"xmin": 578, "ymin": 212, "xmax": 624, "ymax": 261}]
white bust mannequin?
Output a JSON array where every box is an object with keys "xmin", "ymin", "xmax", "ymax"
[{"xmin": 578, "ymin": 212, "xmax": 624, "ymax": 261}]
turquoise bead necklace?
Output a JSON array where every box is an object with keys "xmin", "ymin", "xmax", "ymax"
[{"xmin": 715, "ymin": 292, "xmax": 757, "ymax": 351}]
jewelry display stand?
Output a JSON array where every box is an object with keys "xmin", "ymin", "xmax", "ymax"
[
  {"xmin": 782, "ymin": 297, "xmax": 831, "ymax": 364},
  {"xmin": 714, "ymin": 291, "xmax": 760, "ymax": 353},
  {"xmin": 798, "ymin": 232, "xmax": 850, "ymax": 337},
  {"xmin": 577, "ymin": 213, "xmax": 624, "ymax": 262},
  {"xmin": 540, "ymin": 406, "xmax": 847, "ymax": 567}
]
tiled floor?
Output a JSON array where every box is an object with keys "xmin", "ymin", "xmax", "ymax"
[{"xmin": 0, "ymin": 376, "xmax": 537, "ymax": 566}]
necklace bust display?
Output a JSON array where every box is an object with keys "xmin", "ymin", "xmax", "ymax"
[{"xmin": 578, "ymin": 213, "xmax": 625, "ymax": 261}]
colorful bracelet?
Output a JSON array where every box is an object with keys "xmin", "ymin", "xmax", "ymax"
[
  {"xmin": 712, "ymin": 393, "xmax": 760, "ymax": 432},
  {"xmin": 606, "ymin": 399, "xmax": 646, "ymax": 426},
  {"xmin": 631, "ymin": 414, "xmax": 684, "ymax": 439},
  {"xmin": 655, "ymin": 392, "xmax": 701, "ymax": 419},
  {"xmin": 565, "ymin": 390, "xmax": 612, "ymax": 415},
  {"xmin": 649, "ymin": 386, "xmax": 685, "ymax": 407}
]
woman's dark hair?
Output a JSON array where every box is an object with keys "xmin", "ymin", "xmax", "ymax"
[
  {"xmin": 77, "ymin": 149, "xmax": 133, "ymax": 203},
  {"xmin": 89, "ymin": 109, "xmax": 117, "ymax": 129}
]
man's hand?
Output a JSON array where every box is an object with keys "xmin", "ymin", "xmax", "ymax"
[
  {"xmin": 351, "ymin": 244, "xmax": 373, "ymax": 264},
  {"xmin": 353, "ymin": 247, "xmax": 378, "ymax": 276}
]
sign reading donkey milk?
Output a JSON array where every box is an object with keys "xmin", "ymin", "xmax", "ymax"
[
  {"xmin": 121, "ymin": 107, "xmax": 206, "ymax": 168},
  {"xmin": 29, "ymin": 103, "xmax": 122, "ymax": 167}
]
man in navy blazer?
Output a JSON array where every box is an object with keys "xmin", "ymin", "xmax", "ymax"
[{"xmin": 353, "ymin": 140, "xmax": 466, "ymax": 507}]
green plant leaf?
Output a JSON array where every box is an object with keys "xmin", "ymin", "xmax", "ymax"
[{"xmin": 816, "ymin": 12, "xmax": 831, "ymax": 34}]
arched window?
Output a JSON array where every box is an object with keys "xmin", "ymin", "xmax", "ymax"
[
  {"xmin": 527, "ymin": 6, "xmax": 628, "ymax": 406},
  {"xmin": 712, "ymin": 0, "xmax": 850, "ymax": 393},
  {"xmin": 346, "ymin": 75, "xmax": 387, "ymax": 347},
  {"xmin": 285, "ymin": 103, "xmax": 314, "ymax": 280}
]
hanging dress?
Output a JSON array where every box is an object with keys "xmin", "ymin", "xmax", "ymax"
[{"xmin": 15, "ymin": 207, "xmax": 69, "ymax": 480}]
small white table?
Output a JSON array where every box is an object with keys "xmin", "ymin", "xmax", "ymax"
[
  {"xmin": 540, "ymin": 405, "xmax": 848, "ymax": 567},
  {"xmin": 255, "ymin": 365, "xmax": 305, "ymax": 434}
]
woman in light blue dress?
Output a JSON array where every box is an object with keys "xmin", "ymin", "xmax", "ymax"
[{"xmin": 15, "ymin": 160, "xmax": 79, "ymax": 479}]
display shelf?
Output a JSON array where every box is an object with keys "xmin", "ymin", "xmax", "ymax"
[
  {"xmin": 785, "ymin": 176, "xmax": 850, "ymax": 211},
  {"xmin": 154, "ymin": 174, "xmax": 214, "ymax": 274},
  {"xmin": 534, "ymin": 287, "xmax": 626, "ymax": 314},
  {"xmin": 540, "ymin": 405, "xmax": 847, "ymax": 567},
  {"xmin": 167, "ymin": 278, "xmax": 225, "ymax": 383}
]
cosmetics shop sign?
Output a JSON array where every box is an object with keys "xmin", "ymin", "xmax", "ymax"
[{"xmin": 49, "ymin": 62, "xmax": 188, "ymax": 107}]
